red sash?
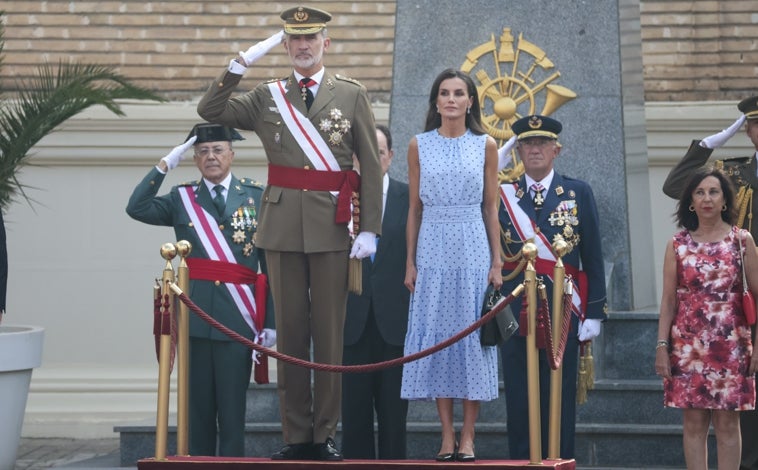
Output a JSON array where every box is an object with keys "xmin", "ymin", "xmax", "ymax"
[{"xmin": 267, "ymin": 163, "xmax": 359, "ymax": 224}]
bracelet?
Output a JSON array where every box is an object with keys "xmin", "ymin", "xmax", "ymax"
[{"xmin": 656, "ymin": 340, "xmax": 669, "ymax": 349}]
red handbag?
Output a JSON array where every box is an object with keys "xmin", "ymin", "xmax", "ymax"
[{"xmin": 738, "ymin": 231, "xmax": 757, "ymax": 326}]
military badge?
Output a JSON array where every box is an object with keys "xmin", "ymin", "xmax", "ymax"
[
  {"xmin": 243, "ymin": 242, "xmax": 254, "ymax": 257},
  {"xmin": 232, "ymin": 230, "xmax": 246, "ymax": 244},
  {"xmin": 318, "ymin": 108, "xmax": 351, "ymax": 146}
]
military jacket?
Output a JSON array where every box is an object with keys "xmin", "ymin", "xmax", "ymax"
[
  {"xmin": 197, "ymin": 69, "xmax": 383, "ymax": 253},
  {"xmin": 126, "ymin": 168, "xmax": 274, "ymax": 340},
  {"xmin": 499, "ymin": 173, "xmax": 608, "ymax": 321},
  {"xmin": 663, "ymin": 139, "xmax": 758, "ymax": 239}
]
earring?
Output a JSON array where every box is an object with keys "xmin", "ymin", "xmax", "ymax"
[
  {"xmin": 722, "ymin": 205, "xmax": 727, "ymax": 212},
  {"xmin": 436, "ymin": 106, "xmax": 440, "ymax": 113},
  {"xmin": 467, "ymin": 107, "xmax": 471, "ymax": 114},
  {"xmin": 689, "ymin": 205, "xmax": 695, "ymax": 212}
]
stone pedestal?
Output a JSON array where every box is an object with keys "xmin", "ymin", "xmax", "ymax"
[{"xmin": 389, "ymin": 0, "xmax": 655, "ymax": 311}]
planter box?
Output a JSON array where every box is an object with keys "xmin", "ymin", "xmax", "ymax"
[{"xmin": 0, "ymin": 325, "xmax": 44, "ymax": 470}]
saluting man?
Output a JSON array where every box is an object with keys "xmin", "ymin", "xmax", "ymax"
[
  {"xmin": 126, "ymin": 123, "xmax": 275, "ymax": 457},
  {"xmin": 197, "ymin": 5, "xmax": 382, "ymax": 462},
  {"xmin": 498, "ymin": 115, "xmax": 608, "ymax": 459},
  {"xmin": 662, "ymin": 96, "xmax": 758, "ymax": 470}
]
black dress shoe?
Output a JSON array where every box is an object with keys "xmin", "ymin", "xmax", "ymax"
[
  {"xmin": 271, "ymin": 442, "xmax": 313, "ymax": 460},
  {"xmin": 436, "ymin": 441, "xmax": 458, "ymax": 462},
  {"xmin": 313, "ymin": 438, "xmax": 343, "ymax": 461}
]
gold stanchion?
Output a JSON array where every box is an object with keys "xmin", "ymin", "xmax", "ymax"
[
  {"xmin": 547, "ymin": 239, "xmax": 568, "ymax": 460},
  {"xmin": 175, "ymin": 240, "xmax": 192, "ymax": 456},
  {"xmin": 521, "ymin": 242, "xmax": 542, "ymax": 466},
  {"xmin": 155, "ymin": 243, "xmax": 177, "ymax": 460}
]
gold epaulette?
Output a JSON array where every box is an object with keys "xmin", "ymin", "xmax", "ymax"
[
  {"xmin": 335, "ymin": 74, "xmax": 362, "ymax": 86},
  {"xmin": 263, "ymin": 76, "xmax": 287, "ymax": 84},
  {"xmin": 239, "ymin": 178, "xmax": 265, "ymax": 189},
  {"xmin": 178, "ymin": 180, "xmax": 200, "ymax": 187}
]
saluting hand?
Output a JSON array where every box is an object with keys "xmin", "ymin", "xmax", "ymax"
[
  {"xmin": 700, "ymin": 114, "xmax": 746, "ymax": 149},
  {"xmin": 497, "ymin": 135, "xmax": 517, "ymax": 172},
  {"xmin": 239, "ymin": 30, "xmax": 285, "ymax": 67},
  {"xmin": 160, "ymin": 135, "xmax": 197, "ymax": 171}
]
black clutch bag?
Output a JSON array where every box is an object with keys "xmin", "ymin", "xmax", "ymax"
[{"xmin": 480, "ymin": 283, "xmax": 519, "ymax": 346}]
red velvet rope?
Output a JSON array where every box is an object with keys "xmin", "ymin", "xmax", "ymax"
[
  {"xmin": 538, "ymin": 291, "xmax": 574, "ymax": 370},
  {"xmin": 174, "ymin": 289, "xmax": 519, "ymax": 373}
]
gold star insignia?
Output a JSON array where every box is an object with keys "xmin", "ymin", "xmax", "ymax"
[{"xmin": 232, "ymin": 230, "xmax": 246, "ymax": 244}]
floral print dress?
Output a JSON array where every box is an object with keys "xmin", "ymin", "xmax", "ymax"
[{"xmin": 665, "ymin": 227, "xmax": 755, "ymax": 410}]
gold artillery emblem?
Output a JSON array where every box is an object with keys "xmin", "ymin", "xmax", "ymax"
[{"xmin": 461, "ymin": 28, "xmax": 577, "ymax": 183}]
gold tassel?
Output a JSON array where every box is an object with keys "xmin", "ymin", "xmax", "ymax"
[
  {"xmin": 577, "ymin": 352, "xmax": 588, "ymax": 405},
  {"xmin": 577, "ymin": 342, "xmax": 595, "ymax": 404},
  {"xmin": 348, "ymin": 257, "xmax": 362, "ymax": 295}
]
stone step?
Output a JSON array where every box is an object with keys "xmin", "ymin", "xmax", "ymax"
[
  {"xmin": 593, "ymin": 311, "xmax": 659, "ymax": 381},
  {"xmin": 115, "ymin": 421, "xmax": 714, "ymax": 468}
]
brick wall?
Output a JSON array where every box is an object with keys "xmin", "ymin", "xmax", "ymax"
[
  {"xmin": 1, "ymin": 1, "xmax": 756, "ymax": 102},
  {"xmin": 0, "ymin": 1, "xmax": 396, "ymax": 101},
  {"xmin": 641, "ymin": 0, "xmax": 758, "ymax": 101}
]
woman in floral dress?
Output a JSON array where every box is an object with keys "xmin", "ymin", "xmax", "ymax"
[{"xmin": 656, "ymin": 167, "xmax": 758, "ymax": 469}]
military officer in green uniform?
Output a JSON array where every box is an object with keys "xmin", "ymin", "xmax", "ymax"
[
  {"xmin": 126, "ymin": 123, "xmax": 275, "ymax": 457},
  {"xmin": 663, "ymin": 96, "xmax": 758, "ymax": 470},
  {"xmin": 197, "ymin": 5, "xmax": 382, "ymax": 462}
]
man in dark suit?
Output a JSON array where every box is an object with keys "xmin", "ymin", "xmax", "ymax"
[
  {"xmin": 197, "ymin": 5, "xmax": 382, "ymax": 461},
  {"xmin": 126, "ymin": 123, "xmax": 275, "ymax": 457},
  {"xmin": 662, "ymin": 96, "xmax": 758, "ymax": 470},
  {"xmin": 498, "ymin": 115, "xmax": 608, "ymax": 459},
  {"xmin": 341, "ymin": 124, "xmax": 410, "ymax": 460}
]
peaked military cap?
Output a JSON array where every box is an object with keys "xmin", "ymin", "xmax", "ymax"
[
  {"xmin": 738, "ymin": 95, "xmax": 758, "ymax": 120},
  {"xmin": 185, "ymin": 123, "xmax": 244, "ymax": 144},
  {"xmin": 280, "ymin": 6, "xmax": 331, "ymax": 35},
  {"xmin": 512, "ymin": 114, "xmax": 562, "ymax": 140}
]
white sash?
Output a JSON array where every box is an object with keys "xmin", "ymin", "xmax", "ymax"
[
  {"xmin": 178, "ymin": 186, "xmax": 262, "ymax": 345},
  {"xmin": 500, "ymin": 184, "xmax": 582, "ymax": 314},
  {"xmin": 268, "ymin": 80, "xmax": 340, "ymax": 172}
]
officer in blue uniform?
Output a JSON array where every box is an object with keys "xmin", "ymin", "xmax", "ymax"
[
  {"xmin": 497, "ymin": 115, "xmax": 608, "ymax": 459},
  {"xmin": 126, "ymin": 123, "xmax": 275, "ymax": 457}
]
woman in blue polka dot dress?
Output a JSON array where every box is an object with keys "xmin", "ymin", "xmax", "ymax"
[{"xmin": 401, "ymin": 68, "xmax": 503, "ymax": 462}]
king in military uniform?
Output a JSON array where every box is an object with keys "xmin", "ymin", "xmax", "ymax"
[
  {"xmin": 498, "ymin": 114, "xmax": 608, "ymax": 459},
  {"xmin": 662, "ymin": 96, "xmax": 758, "ymax": 470},
  {"xmin": 197, "ymin": 5, "xmax": 382, "ymax": 461},
  {"xmin": 126, "ymin": 122, "xmax": 275, "ymax": 457}
]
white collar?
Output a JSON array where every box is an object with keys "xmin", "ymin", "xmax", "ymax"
[
  {"xmin": 203, "ymin": 173, "xmax": 232, "ymax": 194},
  {"xmin": 525, "ymin": 169, "xmax": 554, "ymax": 193}
]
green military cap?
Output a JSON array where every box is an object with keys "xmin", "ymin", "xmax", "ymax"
[
  {"xmin": 280, "ymin": 6, "xmax": 332, "ymax": 35},
  {"xmin": 738, "ymin": 95, "xmax": 758, "ymax": 120},
  {"xmin": 512, "ymin": 114, "xmax": 562, "ymax": 140},
  {"xmin": 185, "ymin": 123, "xmax": 244, "ymax": 143}
]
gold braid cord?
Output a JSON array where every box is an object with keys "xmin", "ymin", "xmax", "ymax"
[
  {"xmin": 735, "ymin": 184, "xmax": 753, "ymax": 234},
  {"xmin": 348, "ymin": 190, "xmax": 362, "ymax": 295}
]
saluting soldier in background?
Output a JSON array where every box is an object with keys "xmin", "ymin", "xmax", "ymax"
[
  {"xmin": 126, "ymin": 123, "xmax": 275, "ymax": 457},
  {"xmin": 197, "ymin": 5, "xmax": 382, "ymax": 462},
  {"xmin": 498, "ymin": 115, "xmax": 608, "ymax": 459},
  {"xmin": 663, "ymin": 96, "xmax": 758, "ymax": 470}
]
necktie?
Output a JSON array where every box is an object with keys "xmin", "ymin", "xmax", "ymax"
[
  {"xmin": 299, "ymin": 77, "xmax": 316, "ymax": 110},
  {"xmin": 530, "ymin": 183, "xmax": 545, "ymax": 210},
  {"xmin": 213, "ymin": 184, "xmax": 226, "ymax": 215}
]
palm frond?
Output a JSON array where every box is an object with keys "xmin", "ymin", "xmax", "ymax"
[{"xmin": 0, "ymin": 17, "xmax": 165, "ymax": 210}]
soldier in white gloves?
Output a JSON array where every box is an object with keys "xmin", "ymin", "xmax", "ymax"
[
  {"xmin": 662, "ymin": 96, "xmax": 758, "ymax": 470},
  {"xmin": 497, "ymin": 115, "xmax": 608, "ymax": 459},
  {"xmin": 126, "ymin": 123, "xmax": 276, "ymax": 457},
  {"xmin": 197, "ymin": 5, "xmax": 382, "ymax": 462}
]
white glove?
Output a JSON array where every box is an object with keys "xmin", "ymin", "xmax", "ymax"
[
  {"xmin": 239, "ymin": 30, "xmax": 285, "ymax": 66},
  {"xmin": 160, "ymin": 135, "xmax": 197, "ymax": 171},
  {"xmin": 260, "ymin": 328, "xmax": 276, "ymax": 348},
  {"xmin": 350, "ymin": 231, "xmax": 377, "ymax": 259},
  {"xmin": 700, "ymin": 115, "xmax": 746, "ymax": 149},
  {"xmin": 497, "ymin": 135, "xmax": 517, "ymax": 171},
  {"xmin": 578, "ymin": 318, "xmax": 602, "ymax": 342}
]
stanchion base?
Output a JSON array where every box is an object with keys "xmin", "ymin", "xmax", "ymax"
[{"xmin": 139, "ymin": 456, "xmax": 575, "ymax": 469}]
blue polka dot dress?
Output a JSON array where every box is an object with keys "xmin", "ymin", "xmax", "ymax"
[{"xmin": 400, "ymin": 129, "xmax": 499, "ymax": 401}]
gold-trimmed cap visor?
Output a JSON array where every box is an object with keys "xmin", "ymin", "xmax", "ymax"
[
  {"xmin": 281, "ymin": 6, "xmax": 331, "ymax": 35},
  {"xmin": 512, "ymin": 115, "xmax": 562, "ymax": 140},
  {"xmin": 738, "ymin": 95, "xmax": 758, "ymax": 120}
]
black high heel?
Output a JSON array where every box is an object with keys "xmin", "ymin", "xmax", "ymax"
[
  {"xmin": 435, "ymin": 441, "xmax": 458, "ymax": 462},
  {"xmin": 456, "ymin": 443, "xmax": 475, "ymax": 462}
]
